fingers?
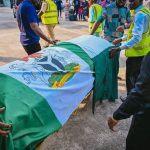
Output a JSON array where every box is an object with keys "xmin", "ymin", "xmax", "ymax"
[
  {"xmin": 0, "ymin": 107, "xmax": 11, "ymax": 136},
  {"xmin": 0, "ymin": 129, "xmax": 10, "ymax": 137},
  {"xmin": 116, "ymin": 26, "xmax": 124, "ymax": 32},
  {"xmin": 113, "ymin": 39, "xmax": 121, "ymax": 45},
  {"xmin": 108, "ymin": 117, "xmax": 115, "ymax": 131},
  {"xmin": 0, "ymin": 122, "xmax": 11, "ymax": 129},
  {"xmin": 0, "ymin": 122, "xmax": 11, "ymax": 136},
  {"xmin": 108, "ymin": 117, "xmax": 118, "ymax": 132},
  {"xmin": 55, "ymin": 39, "xmax": 60, "ymax": 42},
  {"xmin": 0, "ymin": 107, "xmax": 5, "ymax": 113},
  {"xmin": 109, "ymin": 49, "xmax": 116, "ymax": 58},
  {"xmin": 112, "ymin": 40, "xmax": 116, "ymax": 45},
  {"xmin": 51, "ymin": 40, "xmax": 57, "ymax": 45}
]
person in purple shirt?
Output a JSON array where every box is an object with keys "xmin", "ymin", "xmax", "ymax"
[{"xmin": 17, "ymin": 0, "xmax": 54, "ymax": 55}]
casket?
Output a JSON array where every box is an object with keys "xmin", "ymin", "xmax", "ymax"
[{"xmin": 0, "ymin": 35, "xmax": 118, "ymax": 150}]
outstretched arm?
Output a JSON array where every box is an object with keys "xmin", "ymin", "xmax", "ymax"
[
  {"xmin": 90, "ymin": 21, "xmax": 101, "ymax": 35},
  {"xmin": 38, "ymin": 2, "xmax": 48, "ymax": 17},
  {"xmin": 30, "ymin": 23, "xmax": 54, "ymax": 44},
  {"xmin": 108, "ymin": 52, "xmax": 150, "ymax": 131}
]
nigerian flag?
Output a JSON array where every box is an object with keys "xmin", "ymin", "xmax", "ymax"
[{"xmin": 0, "ymin": 35, "xmax": 118, "ymax": 149}]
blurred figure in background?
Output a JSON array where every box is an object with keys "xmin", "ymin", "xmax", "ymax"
[
  {"xmin": 89, "ymin": 0, "xmax": 102, "ymax": 36},
  {"xmin": 73, "ymin": 0, "xmax": 80, "ymax": 19},
  {"xmin": 82, "ymin": 0, "xmax": 89, "ymax": 20},
  {"xmin": 144, "ymin": 0, "xmax": 150, "ymax": 9},
  {"xmin": 17, "ymin": 0, "xmax": 53, "ymax": 55},
  {"xmin": 100, "ymin": 0, "xmax": 109, "ymax": 8},
  {"xmin": 55, "ymin": 0, "xmax": 63, "ymax": 17},
  {"xmin": 64, "ymin": 0, "xmax": 70, "ymax": 20},
  {"xmin": 78, "ymin": 5, "xmax": 84, "ymax": 20},
  {"xmin": 38, "ymin": 0, "xmax": 58, "ymax": 47},
  {"xmin": 90, "ymin": 0, "xmax": 132, "ymax": 43},
  {"xmin": 88, "ymin": 0, "xmax": 93, "ymax": 7}
]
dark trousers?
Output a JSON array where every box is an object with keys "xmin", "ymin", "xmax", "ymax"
[
  {"xmin": 126, "ymin": 52, "xmax": 150, "ymax": 150},
  {"xmin": 23, "ymin": 42, "xmax": 41, "ymax": 55},
  {"xmin": 126, "ymin": 112, "xmax": 150, "ymax": 150},
  {"xmin": 78, "ymin": 14, "xmax": 83, "ymax": 20},
  {"xmin": 74, "ymin": 6, "xmax": 79, "ymax": 18},
  {"xmin": 57, "ymin": 8, "xmax": 62, "ymax": 17},
  {"xmin": 126, "ymin": 56, "xmax": 143, "ymax": 95}
]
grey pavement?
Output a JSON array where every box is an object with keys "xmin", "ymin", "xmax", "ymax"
[{"xmin": 0, "ymin": 7, "xmax": 130, "ymax": 150}]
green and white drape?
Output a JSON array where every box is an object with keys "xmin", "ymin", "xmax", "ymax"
[{"xmin": 0, "ymin": 35, "xmax": 118, "ymax": 149}]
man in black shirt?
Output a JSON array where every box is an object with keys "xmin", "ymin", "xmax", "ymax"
[{"xmin": 108, "ymin": 52, "xmax": 150, "ymax": 150}]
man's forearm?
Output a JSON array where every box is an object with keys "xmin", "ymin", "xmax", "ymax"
[
  {"xmin": 30, "ymin": 23, "xmax": 51, "ymax": 43},
  {"xmin": 113, "ymin": 93, "xmax": 143, "ymax": 120},
  {"xmin": 113, "ymin": 53, "xmax": 150, "ymax": 120},
  {"xmin": 90, "ymin": 22, "xmax": 101, "ymax": 35},
  {"xmin": 120, "ymin": 35, "xmax": 142, "ymax": 50},
  {"xmin": 38, "ymin": 11, "xmax": 44, "ymax": 17}
]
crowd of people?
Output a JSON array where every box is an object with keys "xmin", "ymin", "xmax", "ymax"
[
  {"xmin": 90, "ymin": 0, "xmax": 150, "ymax": 149},
  {"xmin": 1, "ymin": 0, "xmax": 150, "ymax": 149}
]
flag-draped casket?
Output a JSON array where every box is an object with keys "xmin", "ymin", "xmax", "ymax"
[{"xmin": 0, "ymin": 35, "xmax": 118, "ymax": 150}]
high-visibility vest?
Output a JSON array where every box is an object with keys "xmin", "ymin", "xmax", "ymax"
[
  {"xmin": 41, "ymin": 0, "xmax": 58, "ymax": 25},
  {"xmin": 125, "ymin": 6, "xmax": 150, "ymax": 57},
  {"xmin": 89, "ymin": 4, "xmax": 102, "ymax": 33},
  {"xmin": 130, "ymin": 10, "xmax": 134, "ymax": 17}
]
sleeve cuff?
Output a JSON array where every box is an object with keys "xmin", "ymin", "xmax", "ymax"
[
  {"xmin": 121, "ymin": 34, "xmax": 128, "ymax": 41},
  {"xmin": 120, "ymin": 44, "xmax": 128, "ymax": 50}
]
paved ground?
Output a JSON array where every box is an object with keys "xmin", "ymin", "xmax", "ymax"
[{"xmin": 0, "ymin": 7, "xmax": 131, "ymax": 150}]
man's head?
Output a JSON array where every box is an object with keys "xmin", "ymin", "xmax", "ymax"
[
  {"xmin": 116, "ymin": 0, "xmax": 127, "ymax": 8},
  {"xmin": 128, "ymin": 0, "xmax": 143, "ymax": 10}
]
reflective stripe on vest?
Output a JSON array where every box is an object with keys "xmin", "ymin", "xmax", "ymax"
[
  {"xmin": 41, "ymin": 0, "xmax": 58, "ymax": 25},
  {"xmin": 125, "ymin": 7, "xmax": 150, "ymax": 57},
  {"xmin": 89, "ymin": 4, "xmax": 102, "ymax": 33}
]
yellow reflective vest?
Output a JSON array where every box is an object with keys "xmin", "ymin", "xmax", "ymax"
[
  {"xmin": 89, "ymin": 4, "xmax": 102, "ymax": 33},
  {"xmin": 41, "ymin": 0, "xmax": 58, "ymax": 25},
  {"xmin": 125, "ymin": 7, "xmax": 150, "ymax": 57}
]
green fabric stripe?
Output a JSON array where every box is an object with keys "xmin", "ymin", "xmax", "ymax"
[
  {"xmin": 53, "ymin": 42, "xmax": 94, "ymax": 70},
  {"xmin": 0, "ymin": 73, "xmax": 62, "ymax": 150},
  {"xmin": 92, "ymin": 47, "xmax": 118, "ymax": 106},
  {"xmin": 54, "ymin": 42, "xmax": 118, "ymax": 110}
]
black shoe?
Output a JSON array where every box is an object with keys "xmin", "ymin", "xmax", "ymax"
[{"xmin": 120, "ymin": 96, "xmax": 126, "ymax": 102}]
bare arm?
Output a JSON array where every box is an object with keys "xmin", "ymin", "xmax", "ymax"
[
  {"xmin": 30, "ymin": 22, "xmax": 54, "ymax": 44},
  {"xmin": 38, "ymin": 11, "xmax": 44, "ymax": 17},
  {"xmin": 38, "ymin": 2, "xmax": 47, "ymax": 17},
  {"xmin": 90, "ymin": 21, "xmax": 101, "ymax": 35}
]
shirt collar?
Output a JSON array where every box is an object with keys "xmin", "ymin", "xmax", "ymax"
[{"xmin": 135, "ymin": 4, "xmax": 144, "ymax": 13}]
